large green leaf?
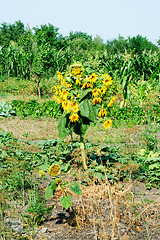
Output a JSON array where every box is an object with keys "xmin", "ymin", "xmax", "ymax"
[
  {"xmin": 39, "ymin": 163, "xmax": 50, "ymax": 171},
  {"xmin": 73, "ymin": 116, "xmax": 90, "ymax": 136},
  {"xmin": 45, "ymin": 181, "xmax": 57, "ymax": 199},
  {"xmin": 79, "ymin": 89, "xmax": 92, "ymax": 101},
  {"xmin": 79, "ymin": 99, "xmax": 99, "ymax": 122},
  {"xmin": 58, "ymin": 114, "xmax": 70, "ymax": 139},
  {"xmin": 70, "ymin": 182, "xmax": 82, "ymax": 195},
  {"xmin": 60, "ymin": 195, "xmax": 72, "ymax": 209},
  {"xmin": 45, "ymin": 184, "xmax": 53, "ymax": 200}
]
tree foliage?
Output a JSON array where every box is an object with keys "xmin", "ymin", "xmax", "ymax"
[{"xmin": 0, "ymin": 21, "xmax": 159, "ymax": 97}]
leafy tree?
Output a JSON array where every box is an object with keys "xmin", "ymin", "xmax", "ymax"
[
  {"xmin": 128, "ymin": 35, "xmax": 158, "ymax": 54},
  {"xmin": 33, "ymin": 23, "xmax": 66, "ymax": 50},
  {"xmin": 68, "ymin": 31, "xmax": 92, "ymax": 42},
  {"xmin": 0, "ymin": 20, "xmax": 25, "ymax": 47},
  {"xmin": 106, "ymin": 35, "xmax": 128, "ymax": 54}
]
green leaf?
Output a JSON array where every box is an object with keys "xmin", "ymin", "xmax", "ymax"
[
  {"xmin": 39, "ymin": 163, "xmax": 50, "ymax": 171},
  {"xmin": 73, "ymin": 117, "xmax": 90, "ymax": 136},
  {"xmin": 149, "ymin": 163, "xmax": 160, "ymax": 170},
  {"xmin": 122, "ymin": 76, "xmax": 127, "ymax": 90},
  {"xmin": 45, "ymin": 180, "xmax": 58, "ymax": 199},
  {"xmin": 50, "ymin": 181, "xmax": 58, "ymax": 191},
  {"xmin": 70, "ymin": 182, "xmax": 82, "ymax": 196},
  {"xmin": 60, "ymin": 195, "xmax": 72, "ymax": 209},
  {"xmin": 79, "ymin": 89, "xmax": 92, "ymax": 101},
  {"xmin": 45, "ymin": 184, "xmax": 53, "ymax": 200},
  {"xmin": 58, "ymin": 114, "xmax": 70, "ymax": 139},
  {"xmin": 79, "ymin": 99, "xmax": 98, "ymax": 122}
]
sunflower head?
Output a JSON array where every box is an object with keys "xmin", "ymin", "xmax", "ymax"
[
  {"xmin": 48, "ymin": 164, "xmax": 61, "ymax": 177},
  {"xmin": 103, "ymin": 119, "xmax": 112, "ymax": 129},
  {"xmin": 107, "ymin": 97, "xmax": 117, "ymax": 107},
  {"xmin": 69, "ymin": 63, "xmax": 84, "ymax": 78},
  {"xmin": 92, "ymin": 97, "xmax": 102, "ymax": 105},
  {"xmin": 69, "ymin": 113, "xmax": 80, "ymax": 122},
  {"xmin": 98, "ymin": 108, "xmax": 107, "ymax": 117}
]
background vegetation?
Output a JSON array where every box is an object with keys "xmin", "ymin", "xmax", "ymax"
[
  {"xmin": 0, "ymin": 21, "xmax": 159, "ymax": 240},
  {"xmin": 0, "ymin": 21, "xmax": 160, "ymax": 98}
]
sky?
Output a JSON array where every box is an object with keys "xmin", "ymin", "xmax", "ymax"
[{"xmin": 0, "ymin": 0, "xmax": 160, "ymax": 45}]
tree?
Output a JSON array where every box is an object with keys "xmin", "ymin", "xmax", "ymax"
[
  {"xmin": 128, "ymin": 35, "xmax": 158, "ymax": 54},
  {"xmin": 0, "ymin": 20, "xmax": 25, "ymax": 47},
  {"xmin": 106, "ymin": 35, "xmax": 128, "ymax": 54}
]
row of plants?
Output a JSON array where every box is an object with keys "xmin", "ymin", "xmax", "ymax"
[
  {"xmin": 0, "ymin": 128, "xmax": 159, "ymax": 200},
  {"xmin": 0, "ymin": 99, "xmax": 159, "ymax": 125},
  {"xmin": 0, "ymin": 129, "xmax": 159, "ymax": 195},
  {"xmin": 10, "ymin": 99, "xmax": 60, "ymax": 118},
  {"xmin": 0, "ymin": 21, "xmax": 160, "ymax": 98}
]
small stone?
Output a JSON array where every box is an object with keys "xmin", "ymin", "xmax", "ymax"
[{"xmin": 40, "ymin": 227, "xmax": 48, "ymax": 233}]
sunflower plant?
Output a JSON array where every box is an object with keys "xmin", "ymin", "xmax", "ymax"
[
  {"xmin": 53, "ymin": 63, "xmax": 116, "ymax": 169},
  {"xmin": 39, "ymin": 163, "xmax": 82, "ymax": 228}
]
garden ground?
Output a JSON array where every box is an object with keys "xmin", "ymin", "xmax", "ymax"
[{"xmin": 0, "ymin": 117, "xmax": 160, "ymax": 240}]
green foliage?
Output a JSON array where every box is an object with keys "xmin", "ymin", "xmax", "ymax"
[
  {"xmin": 0, "ymin": 21, "xmax": 159, "ymax": 92},
  {"xmin": 45, "ymin": 180, "xmax": 58, "ymax": 200},
  {"xmin": 70, "ymin": 182, "xmax": 82, "ymax": 196},
  {"xmin": 41, "ymin": 162, "xmax": 82, "ymax": 227},
  {"xmin": 0, "ymin": 101, "xmax": 15, "ymax": 117},
  {"xmin": 79, "ymin": 99, "xmax": 99, "ymax": 122},
  {"xmin": 108, "ymin": 103, "xmax": 159, "ymax": 124},
  {"xmin": 11, "ymin": 99, "xmax": 60, "ymax": 118},
  {"xmin": 137, "ymin": 150, "xmax": 160, "ymax": 189},
  {"xmin": 58, "ymin": 113, "xmax": 70, "ymax": 139},
  {"xmin": 0, "ymin": 20, "xmax": 25, "ymax": 46},
  {"xmin": 21, "ymin": 188, "xmax": 53, "ymax": 226},
  {"xmin": 60, "ymin": 195, "xmax": 72, "ymax": 209}
]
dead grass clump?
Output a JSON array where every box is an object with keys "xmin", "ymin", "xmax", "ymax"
[{"xmin": 62, "ymin": 172, "xmax": 160, "ymax": 240}]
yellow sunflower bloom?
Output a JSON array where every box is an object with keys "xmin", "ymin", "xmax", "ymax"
[
  {"xmin": 57, "ymin": 71, "xmax": 63, "ymax": 80},
  {"xmin": 70, "ymin": 102, "xmax": 79, "ymax": 112},
  {"xmin": 62, "ymin": 100, "xmax": 70, "ymax": 111},
  {"xmin": 92, "ymin": 88, "xmax": 101, "ymax": 97},
  {"xmin": 61, "ymin": 90, "xmax": 69, "ymax": 100},
  {"xmin": 82, "ymin": 82, "xmax": 88, "ymax": 89},
  {"xmin": 82, "ymin": 82, "xmax": 93, "ymax": 89},
  {"xmin": 76, "ymin": 79, "xmax": 81, "ymax": 85},
  {"xmin": 100, "ymin": 86, "xmax": 108, "ymax": 95},
  {"xmin": 48, "ymin": 164, "xmax": 61, "ymax": 177},
  {"xmin": 88, "ymin": 73, "xmax": 98, "ymax": 83},
  {"xmin": 92, "ymin": 97, "xmax": 102, "ymax": 105},
  {"xmin": 69, "ymin": 113, "xmax": 80, "ymax": 122},
  {"xmin": 71, "ymin": 67, "xmax": 81, "ymax": 77},
  {"xmin": 98, "ymin": 108, "xmax": 107, "ymax": 117},
  {"xmin": 102, "ymin": 74, "xmax": 112, "ymax": 86},
  {"xmin": 54, "ymin": 96, "xmax": 62, "ymax": 104},
  {"xmin": 103, "ymin": 119, "xmax": 112, "ymax": 129},
  {"xmin": 107, "ymin": 97, "xmax": 117, "ymax": 107},
  {"xmin": 70, "ymin": 63, "xmax": 84, "ymax": 78}
]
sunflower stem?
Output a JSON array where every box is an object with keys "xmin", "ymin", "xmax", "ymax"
[
  {"xmin": 80, "ymin": 136, "xmax": 87, "ymax": 170},
  {"xmin": 60, "ymin": 185, "xmax": 80, "ymax": 229}
]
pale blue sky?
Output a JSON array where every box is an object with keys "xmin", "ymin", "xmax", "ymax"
[{"xmin": 0, "ymin": 0, "xmax": 160, "ymax": 44}]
